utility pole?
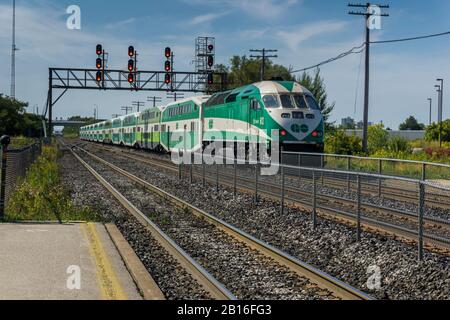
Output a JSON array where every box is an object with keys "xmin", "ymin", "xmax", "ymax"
[
  {"xmin": 132, "ymin": 101, "xmax": 145, "ymax": 112},
  {"xmin": 94, "ymin": 104, "xmax": 99, "ymax": 120},
  {"xmin": 167, "ymin": 92, "xmax": 184, "ymax": 102},
  {"xmin": 10, "ymin": 0, "xmax": 19, "ymax": 100},
  {"xmin": 250, "ymin": 49, "xmax": 278, "ymax": 82},
  {"xmin": 348, "ymin": 3, "xmax": 389, "ymax": 154},
  {"xmin": 436, "ymin": 79, "xmax": 444, "ymax": 147},
  {"xmin": 121, "ymin": 106, "xmax": 132, "ymax": 115},
  {"xmin": 147, "ymin": 96, "xmax": 162, "ymax": 107},
  {"xmin": 428, "ymin": 98, "xmax": 432, "ymax": 126}
]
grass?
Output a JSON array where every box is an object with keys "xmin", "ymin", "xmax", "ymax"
[
  {"xmin": 5, "ymin": 143, "xmax": 100, "ymax": 222},
  {"xmin": 9, "ymin": 136, "xmax": 37, "ymax": 149}
]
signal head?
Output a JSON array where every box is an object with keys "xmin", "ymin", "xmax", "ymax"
[
  {"xmin": 207, "ymin": 44, "xmax": 214, "ymax": 52},
  {"xmin": 207, "ymin": 73, "xmax": 213, "ymax": 85},
  {"xmin": 165, "ymin": 47, "xmax": 171, "ymax": 58},
  {"xmin": 128, "ymin": 46, "xmax": 135, "ymax": 57},
  {"xmin": 207, "ymin": 55, "xmax": 214, "ymax": 67},
  {"xmin": 96, "ymin": 71, "xmax": 102, "ymax": 82},
  {"xmin": 164, "ymin": 73, "xmax": 171, "ymax": 84},
  {"xmin": 128, "ymin": 73, "xmax": 134, "ymax": 83},
  {"xmin": 165, "ymin": 61, "xmax": 171, "ymax": 72},
  {"xmin": 128, "ymin": 59, "xmax": 135, "ymax": 72},
  {"xmin": 96, "ymin": 44, "xmax": 103, "ymax": 56},
  {"xmin": 96, "ymin": 58, "xmax": 102, "ymax": 69}
]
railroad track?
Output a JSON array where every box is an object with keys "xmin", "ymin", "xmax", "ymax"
[
  {"xmin": 65, "ymin": 140, "xmax": 372, "ymax": 300},
  {"xmin": 82, "ymin": 141, "xmax": 450, "ymax": 253}
]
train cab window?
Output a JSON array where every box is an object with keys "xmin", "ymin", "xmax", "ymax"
[
  {"xmin": 262, "ymin": 95, "xmax": 279, "ymax": 108},
  {"xmin": 293, "ymin": 95, "xmax": 309, "ymax": 109},
  {"xmin": 280, "ymin": 94, "xmax": 295, "ymax": 109},
  {"xmin": 305, "ymin": 96, "xmax": 320, "ymax": 110},
  {"xmin": 251, "ymin": 99, "xmax": 261, "ymax": 110}
]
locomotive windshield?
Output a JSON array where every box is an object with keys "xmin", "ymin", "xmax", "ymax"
[
  {"xmin": 305, "ymin": 95, "xmax": 320, "ymax": 110},
  {"xmin": 262, "ymin": 95, "xmax": 279, "ymax": 108},
  {"xmin": 280, "ymin": 94, "xmax": 295, "ymax": 108},
  {"xmin": 293, "ymin": 95, "xmax": 308, "ymax": 109}
]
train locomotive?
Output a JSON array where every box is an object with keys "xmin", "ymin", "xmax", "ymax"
[{"xmin": 80, "ymin": 80, "xmax": 325, "ymax": 154}]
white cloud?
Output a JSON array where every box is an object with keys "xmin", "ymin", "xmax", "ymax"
[
  {"xmin": 105, "ymin": 18, "xmax": 136, "ymax": 30},
  {"xmin": 184, "ymin": 0, "xmax": 300, "ymax": 19},
  {"xmin": 190, "ymin": 12, "xmax": 228, "ymax": 25},
  {"xmin": 277, "ymin": 21, "xmax": 348, "ymax": 51}
]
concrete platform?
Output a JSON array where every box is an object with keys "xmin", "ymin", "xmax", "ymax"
[{"xmin": 0, "ymin": 223, "xmax": 142, "ymax": 300}]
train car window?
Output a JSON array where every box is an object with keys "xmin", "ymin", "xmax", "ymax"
[
  {"xmin": 154, "ymin": 125, "xmax": 159, "ymax": 132},
  {"xmin": 280, "ymin": 94, "xmax": 295, "ymax": 109},
  {"xmin": 251, "ymin": 99, "xmax": 261, "ymax": 110},
  {"xmin": 305, "ymin": 96, "xmax": 320, "ymax": 110},
  {"xmin": 262, "ymin": 95, "xmax": 279, "ymax": 108},
  {"xmin": 293, "ymin": 95, "xmax": 309, "ymax": 109}
]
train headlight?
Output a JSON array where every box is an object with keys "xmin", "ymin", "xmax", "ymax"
[
  {"xmin": 312, "ymin": 131, "xmax": 319, "ymax": 137},
  {"xmin": 281, "ymin": 130, "xmax": 287, "ymax": 137}
]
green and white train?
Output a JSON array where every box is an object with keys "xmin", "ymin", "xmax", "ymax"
[{"xmin": 80, "ymin": 80, "xmax": 325, "ymax": 153}]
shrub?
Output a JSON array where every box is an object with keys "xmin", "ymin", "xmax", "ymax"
[
  {"xmin": 425, "ymin": 120, "xmax": 450, "ymax": 142},
  {"xmin": 368, "ymin": 124, "xmax": 389, "ymax": 154},
  {"xmin": 325, "ymin": 130, "xmax": 362, "ymax": 155},
  {"xmin": 387, "ymin": 136, "xmax": 411, "ymax": 153}
]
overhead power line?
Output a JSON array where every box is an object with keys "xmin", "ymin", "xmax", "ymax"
[
  {"xmin": 371, "ymin": 30, "xmax": 450, "ymax": 44},
  {"xmin": 290, "ymin": 30, "xmax": 450, "ymax": 74}
]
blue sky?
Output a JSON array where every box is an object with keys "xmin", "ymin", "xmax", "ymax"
[{"xmin": 0, "ymin": 0, "xmax": 449, "ymax": 128}]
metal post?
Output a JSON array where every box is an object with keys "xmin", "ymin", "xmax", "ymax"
[
  {"xmin": 312, "ymin": 171, "xmax": 317, "ymax": 230},
  {"xmin": 421, "ymin": 163, "xmax": 426, "ymax": 182},
  {"xmin": 357, "ymin": 174, "xmax": 362, "ymax": 242},
  {"xmin": 321, "ymin": 154, "xmax": 324, "ymax": 186},
  {"xmin": 298, "ymin": 154, "xmax": 302, "ymax": 185},
  {"xmin": 280, "ymin": 164, "xmax": 285, "ymax": 215},
  {"xmin": 0, "ymin": 136, "xmax": 11, "ymax": 220},
  {"xmin": 189, "ymin": 153, "xmax": 193, "ymax": 184},
  {"xmin": 418, "ymin": 182, "xmax": 425, "ymax": 261},
  {"xmin": 378, "ymin": 159, "xmax": 382, "ymax": 198},
  {"xmin": 347, "ymin": 157, "xmax": 351, "ymax": 192},
  {"xmin": 216, "ymin": 164, "xmax": 219, "ymax": 192},
  {"xmin": 202, "ymin": 155, "xmax": 206, "ymax": 187},
  {"xmin": 233, "ymin": 159, "xmax": 237, "ymax": 197},
  {"xmin": 254, "ymin": 163, "xmax": 259, "ymax": 203}
]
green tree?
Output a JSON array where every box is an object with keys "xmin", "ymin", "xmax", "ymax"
[
  {"xmin": 62, "ymin": 116, "xmax": 96, "ymax": 137},
  {"xmin": 399, "ymin": 116, "xmax": 425, "ymax": 130},
  {"xmin": 425, "ymin": 120, "xmax": 450, "ymax": 142},
  {"xmin": 215, "ymin": 55, "xmax": 295, "ymax": 89},
  {"xmin": 0, "ymin": 95, "xmax": 28, "ymax": 135},
  {"xmin": 297, "ymin": 69, "xmax": 335, "ymax": 128}
]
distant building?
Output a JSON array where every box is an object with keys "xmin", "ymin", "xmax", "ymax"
[
  {"xmin": 356, "ymin": 121, "xmax": 373, "ymax": 129},
  {"xmin": 341, "ymin": 117, "xmax": 355, "ymax": 128}
]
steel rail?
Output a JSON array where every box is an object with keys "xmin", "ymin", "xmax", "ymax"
[
  {"xmin": 65, "ymin": 143, "xmax": 236, "ymax": 300},
  {"xmin": 76, "ymin": 144, "xmax": 373, "ymax": 301}
]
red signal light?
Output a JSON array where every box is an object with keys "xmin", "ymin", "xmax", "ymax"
[
  {"xmin": 96, "ymin": 44, "xmax": 103, "ymax": 56},
  {"xmin": 96, "ymin": 71, "xmax": 102, "ymax": 82},
  {"xmin": 128, "ymin": 59, "xmax": 134, "ymax": 72},
  {"xmin": 165, "ymin": 47, "xmax": 171, "ymax": 58},
  {"xmin": 207, "ymin": 73, "xmax": 213, "ymax": 85},
  {"xmin": 207, "ymin": 55, "xmax": 214, "ymax": 67},
  {"xmin": 165, "ymin": 61, "xmax": 171, "ymax": 72},
  {"xmin": 164, "ymin": 73, "xmax": 171, "ymax": 84},
  {"xmin": 128, "ymin": 46, "xmax": 135, "ymax": 57},
  {"xmin": 128, "ymin": 73, "xmax": 134, "ymax": 83}
]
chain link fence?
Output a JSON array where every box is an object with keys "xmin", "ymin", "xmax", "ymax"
[{"xmin": 0, "ymin": 141, "xmax": 42, "ymax": 218}]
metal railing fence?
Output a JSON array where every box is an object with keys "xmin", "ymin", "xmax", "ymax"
[{"xmin": 176, "ymin": 152, "xmax": 450, "ymax": 262}]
